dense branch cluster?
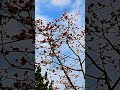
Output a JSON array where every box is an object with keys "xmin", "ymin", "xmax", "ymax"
[{"xmin": 36, "ymin": 12, "xmax": 85, "ymax": 90}]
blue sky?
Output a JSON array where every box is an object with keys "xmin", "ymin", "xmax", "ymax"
[
  {"xmin": 35, "ymin": 0, "xmax": 85, "ymax": 89},
  {"xmin": 35, "ymin": 0, "xmax": 85, "ymax": 26}
]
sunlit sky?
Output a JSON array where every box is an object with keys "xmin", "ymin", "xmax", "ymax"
[
  {"xmin": 35, "ymin": 0, "xmax": 85, "ymax": 89},
  {"xmin": 35, "ymin": 0, "xmax": 85, "ymax": 26}
]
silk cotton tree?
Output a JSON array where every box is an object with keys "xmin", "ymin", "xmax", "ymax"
[{"xmin": 35, "ymin": 12, "xmax": 85, "ymax": 90}]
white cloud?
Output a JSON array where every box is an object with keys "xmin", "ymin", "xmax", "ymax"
[
  {"xmin": 51, "ymin": 0, "xmax": 71, "ymax": 7},
  {"xmin": 35, "ymin": 14, "xmax": 51, "ymax": 24},
  {"xmin": 68, "ymin": 0, "xmax": 85, "ymax": 27},
  {"xmin": 71, "ymin": 0, "xmax": 82, "ymax": 9}
]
